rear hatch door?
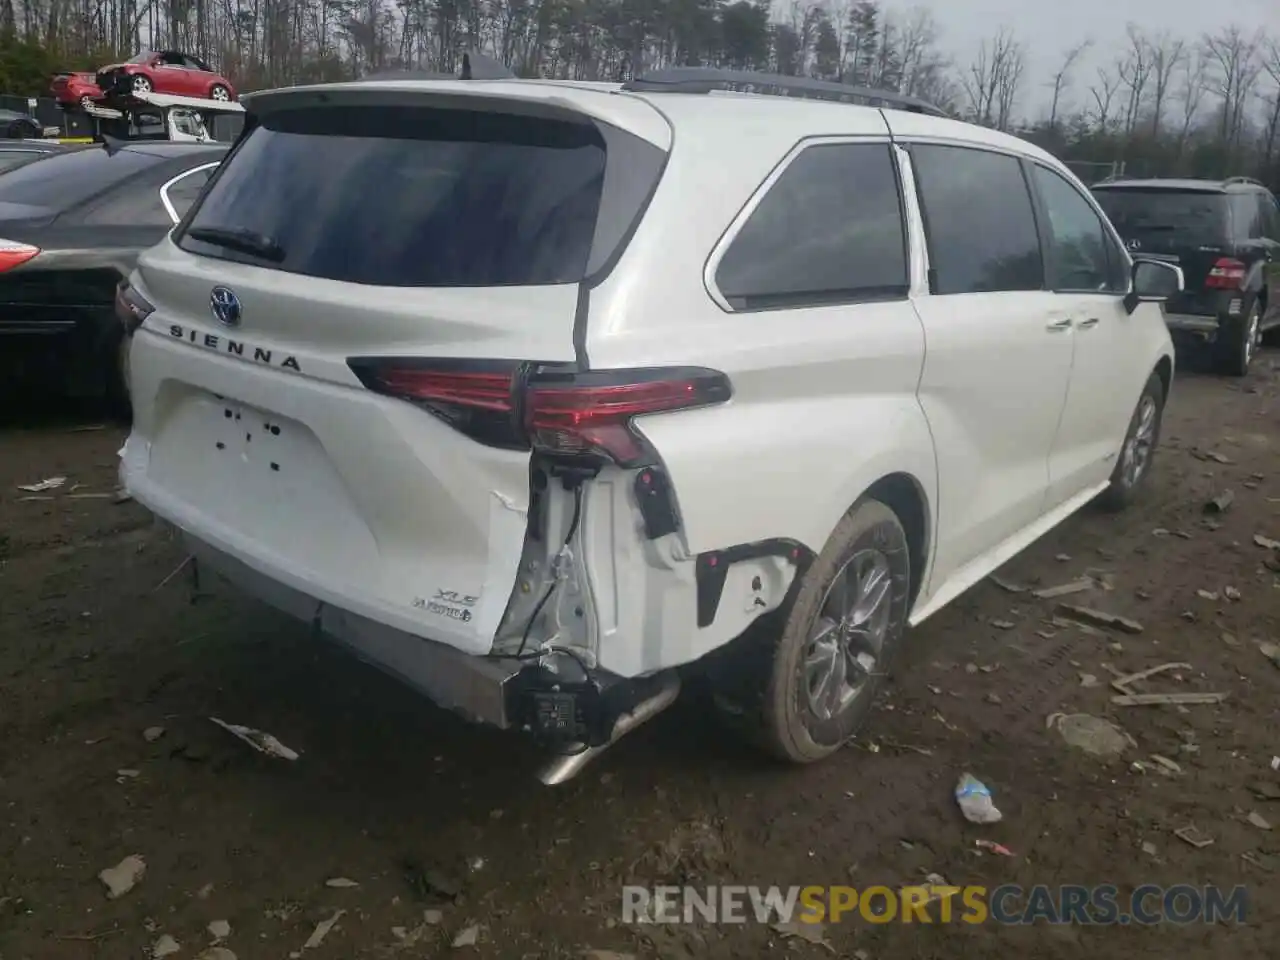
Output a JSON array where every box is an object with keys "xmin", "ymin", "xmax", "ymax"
[
  {"xmin": 126, "ymin": 86, "xmax": 670, "ymax": 654},
  {"xmin": 1094, "ymin": 185, "xmax": 1231, "ymax": 313}
]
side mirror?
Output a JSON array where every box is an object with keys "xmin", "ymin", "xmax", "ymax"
[{"xmin": 1124, "ymin": 259, "xmax": 1183, "ymax": 315}]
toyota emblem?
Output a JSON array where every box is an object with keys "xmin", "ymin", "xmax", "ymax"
[
  {"xmin": 209, "ymin": 286, "xmax": 241, "ymax": 327},
  {"xmin": 1126, "ymin": 238, "xmax": 1142, "ymax": 251}
]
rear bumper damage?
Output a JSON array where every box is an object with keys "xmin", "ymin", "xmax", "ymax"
[
  {"xmin": 177, "ymin": 530, "xmax": 681, "ymax": 782},
  {"xmin": 185, "ymin": 531, "xmax": 525, "ymax": 726}
]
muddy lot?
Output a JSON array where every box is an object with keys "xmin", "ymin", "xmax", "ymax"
[{"xmin": 2, "ymin": 358, "xmax": 1279, "ymax": 960}]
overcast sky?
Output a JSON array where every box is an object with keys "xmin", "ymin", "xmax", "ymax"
[{"xmin": 876, "ymin": 0, "xmax": 1279, "ymax": 116}]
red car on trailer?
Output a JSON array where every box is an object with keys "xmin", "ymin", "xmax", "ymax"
[{"xmin": 52, "ymin": 51, "xmax": 236, "ymax": 110}]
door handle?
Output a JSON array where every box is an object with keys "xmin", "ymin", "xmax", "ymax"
[
  {"xmin": 1046, "ymin": 317, "xmax": 1073, "ymax": 332},
  {"xmin": 1077, "ymin": 317, "xmax": 1100, "ymax": 330}
]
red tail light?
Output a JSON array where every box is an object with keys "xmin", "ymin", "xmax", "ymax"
[
  {"xmin": 348, "ymin": 359, "xmax": 524, "ymax": 449},
  {"xmin": 1205, "ymin": 257, "xmax": 1245, "ymax": 289},
  {"xmin": 348, "ymin": 359, "xmax": 732, "ymax": 466},
  {"xmin": 0, "ymin": 240, "xmax": 39, "ymax": 273},
  {"xmin": 525, "ymin": 368, "xmax": 731, "ymax": 465}
]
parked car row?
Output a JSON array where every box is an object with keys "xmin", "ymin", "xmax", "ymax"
[{"xmin": 0, "ymin": 141, "xmax": 225, "ymax": 413}]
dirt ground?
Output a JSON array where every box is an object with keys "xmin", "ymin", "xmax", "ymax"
[{"xmin": 2, "ymin": 354, "xmax": 1279, "ymax": 960}]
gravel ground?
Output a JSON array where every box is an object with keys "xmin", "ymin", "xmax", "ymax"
[{"xmin": 1, "ymin": 355, "xmax": 1278, "ymax": 959}]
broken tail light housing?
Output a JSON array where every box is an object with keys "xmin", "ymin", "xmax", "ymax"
[
  {"xmin": 0, "ymin": 239, "xmax": 39, "ymax": 273},
  {"xmin": 348, "ymin": 359, "xmax": 732, "ymax": 466},
  {"xmin": 115, "ymin": 281, "xmax": 155, "ymax": 333},
  {"xmin": 525, "ymin": 367, "xmax": 732, "ymax": 466},
  {"xmin": 1205, "ymin": 257, "xmax": 1245, "ymax": 290}
]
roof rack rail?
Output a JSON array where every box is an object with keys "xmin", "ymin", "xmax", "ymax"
[
  {"xmin": 363, "ymin": 51, "xmax": 515, "ymax": 84},
  {"xmin": 1222, "ymin": 175, "xmax": 1263, "ymax": 188},
  {"xmin": 620, "ymin": 68, "xmax": 946, "ymax": 117}
]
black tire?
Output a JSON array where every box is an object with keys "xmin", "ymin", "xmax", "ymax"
[
  {"xmin": 1097, "ymin": 371, "xmax": 1164, "ymax": 512},
  {"xmin": 1215, "ymin": 300, "xmax": 1260, "ymax": 377},
  {"xmin": 711, "ymin": 499, "xmax": 912, "ymax": 763},
  {"xmin": 131, "ymin": 75, "xmax": 153, "ymax": 94},
  {"xmin": 210, "ymin": 84, "xmax": 231, "ymax": 101}
]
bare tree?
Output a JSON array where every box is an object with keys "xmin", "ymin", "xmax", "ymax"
[
  {"xmin": 1046, "ymin": 38, "xmax": 1091, "ymax": 130},
  {"xmin": 1116, "ymin": 23, "xmax": 1152, "ymax": 135},
  {"xmin": 1146, "ymin": 32, "xmax": 1187, "ymax": 136},
  {"xmin": 1176, "ymin": 51, "xmax": 1208, "ymax": 153},
  {"xmin": 888, "ymin": 6, "xmax": 944, "ymax": 98},
  {"xmin": 1261, "ymin": 37, "xmax": 1280, "ymax": 173},
  {"xmin": 1201, "ymin": 26, "xmax": 1263, "ymax": 149},
  {"xmin": 961, "ymin": 28, "xmax": 1024, "ymax": 130},
  {"xmin": 993, "ymin": 35, "xmax": 1025, "ymax": 130},
  {"xmin": 1089, "ymin": 65, "xmax": 1122, "ymax": 134}
]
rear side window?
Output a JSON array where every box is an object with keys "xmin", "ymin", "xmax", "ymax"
[
  {"xmin": 178, "ymin": 106, "xmax": 612, "ymax": 287},
  {"xmin": 0, "ymin": 150, "xmax": 44, "ymax": 174},
  {"xmin": 910, "ymin": 144, "xmax": 1043, "ymax": 295},
  {"xmin": 713, "ymin": 142, "xmax": 908, "ymax": 310},
  {"xmin": 162, "ymin": 165, "xmax": 215, "ymax": 223},
  {"xmin": 1261, "ymin": 194, "xmax": 1280, "ymax": 240},
  {"xmin": 80, "ymin": 177, "xmax": 172, "ymax": 226},
  {"xmin": 1228, "ymin": 193, "xmax": 1262, "ymax": 239},
  {"xmin": 1031, "ymin": 165, "xmax": 1126, "ymax": 293},
  {"xmin": 0, "ymin": 148, "xmax": 156, "ymax": 208}
]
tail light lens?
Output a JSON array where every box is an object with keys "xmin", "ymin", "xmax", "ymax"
[
  {"xmin": 348, "ymin": 359, "xmax": 732, "ymax": 466},
  {"xmin": 349, "ymin": 359, "xmax": 525, "ymax": 449},
  {"xmin": 0, "ymin": 239, "xmax": 39, "ymax": 273},
  {"xmin": 1205, "ymin": 257, "xmax": 1245, "ymax": 289},
  {"xmin": 115, "ymin": 281, "xmax": 155, "ymax": 333},
  {"xmin": 526, "ymin": 368, "xmax": 731, "ymax": 465}
]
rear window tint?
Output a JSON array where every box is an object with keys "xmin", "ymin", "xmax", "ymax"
[
  {"xmin": 1093, "ymin": 189, "xmax": 1229, "ymax": 244},
  {"xmin": 714, "ymin": 142, "xmax": 908, "ymax": 310},
  {"xmin": 178, "ymin": 106, "xmax": 610, "ymax": 287},
  {"xmin": 0, "ymin": 148, "xmax": 156, "ymax": 208}
]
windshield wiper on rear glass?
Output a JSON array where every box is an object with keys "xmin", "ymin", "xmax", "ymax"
[{"xmin": 186, "ymin": 225, "xmax": 287, "ymax": 263}]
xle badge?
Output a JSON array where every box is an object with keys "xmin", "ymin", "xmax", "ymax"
[{"xmin": 413, "ymin": 589, "xmax": 478, "ymax": 623}]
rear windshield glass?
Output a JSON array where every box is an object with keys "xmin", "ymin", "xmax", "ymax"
[
  {"xmin": 0, "ymin": 148, "xmax": 156, "ymax": 208},
  {"xmin": 177, "ymin": 105, "xmax": 609, "ymax": 287},
  {"xmin": 1093, "ymin": 189, "xmax": 1228, "ymax": 243}
]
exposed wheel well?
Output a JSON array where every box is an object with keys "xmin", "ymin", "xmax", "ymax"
[
  {"xmin": 1154, "ymin": 355, "xmax": 1172, "ymax": 401},
  {"xmin": 864, "ymin": 473, "xmax": 929, "ymax": 608}
]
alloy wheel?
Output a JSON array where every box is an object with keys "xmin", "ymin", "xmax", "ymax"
[
  {"xmin": 1121, "ymin": 394, "xmax": 1158, "ymax": 488},
  {"xmin": 804, "ymin": 549, "xmax": 892, "ymax": 721}
]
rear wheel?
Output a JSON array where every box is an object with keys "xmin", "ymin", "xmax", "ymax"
[
  {"xmin": 131, "ymin": 75, "xmax": 153, "ymax": 94},
  {"xmin": 1097, "ymin": 371, "xmax": 1164, "ymax": 511},
  {"xmin": 711, "ymin": 499, "xmax": 911, "ymax": 763},
  {"xmin": 1215, "ymin": 301, "xmax": 1260, "ymax": 377},
  {"xmin": 210, "ymin": 84, "xmax": 231, "ymax": 101}
]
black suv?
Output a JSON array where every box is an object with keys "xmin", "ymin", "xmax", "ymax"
[{"xmin": 1092, "ymin": 176, "xmax": 1280, "ymax": 375}]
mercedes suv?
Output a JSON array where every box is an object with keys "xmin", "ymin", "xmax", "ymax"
[
  {"xmin": 1092, "ymin": 176, "xmax": 1280, "ymax": 375},
  {"xmin": 116, "ymin": 67, "xmax": 1182, "ymax": 783}
]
